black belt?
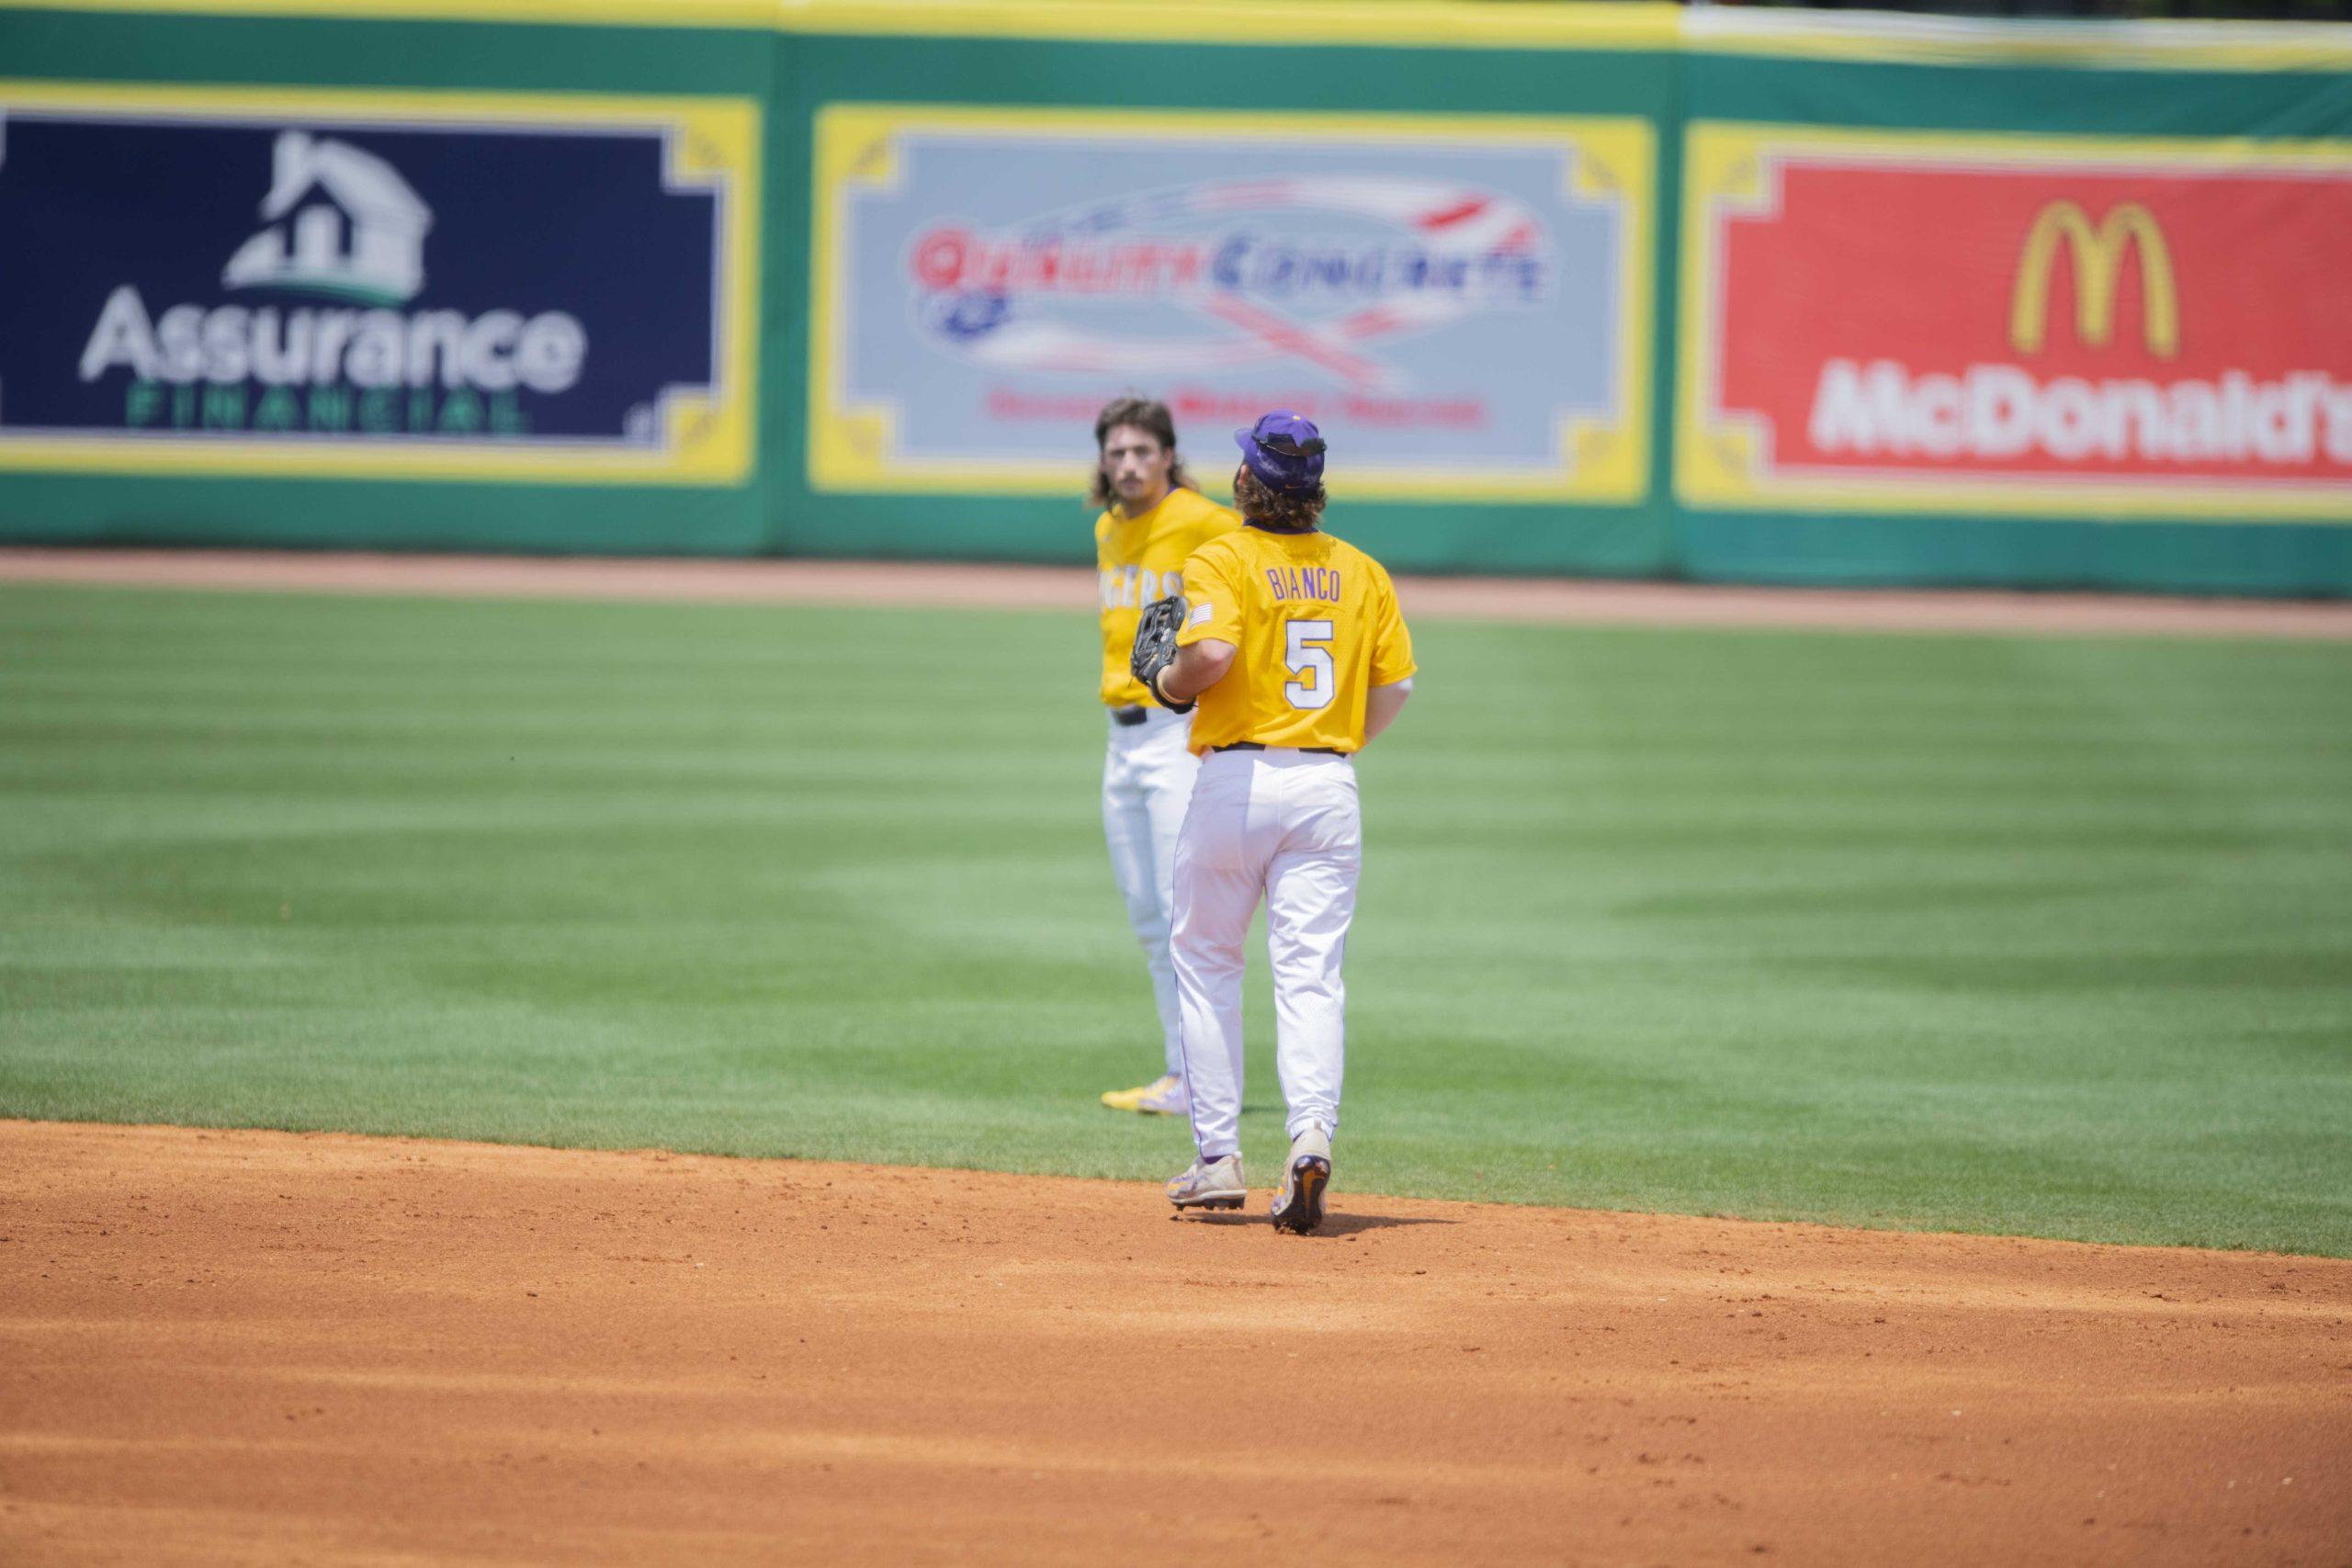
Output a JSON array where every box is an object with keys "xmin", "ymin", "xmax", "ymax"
[
  {"xmin": 1110, "ymin": 705, "xmax": 1148, "ymax": 727},
  {"xmin": 1214, "ymin": 742, "xmax": 1345, "ymax": 755}
]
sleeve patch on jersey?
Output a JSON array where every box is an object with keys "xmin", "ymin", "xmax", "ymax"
[{"xmin": 1188, "ymin": 603, "xmax": 1214, "ymax": 627}]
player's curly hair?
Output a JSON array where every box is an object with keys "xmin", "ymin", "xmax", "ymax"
[
  {"xmin": 1090, "ymin": 397, "xmax": 1193, "ymax": 510},
  {"xmin": 1233, "ymin": 467, "xmax": 1326, "ymax": 534}
]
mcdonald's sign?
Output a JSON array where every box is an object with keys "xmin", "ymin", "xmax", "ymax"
[{"xmin": 1679, "ymin": 126, "xmax": 2352, "ymax": 521}]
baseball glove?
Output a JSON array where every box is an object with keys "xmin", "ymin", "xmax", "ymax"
[{"xmin": 1130, "ymin": 593, "xmax": 1193, "ymax": 713}]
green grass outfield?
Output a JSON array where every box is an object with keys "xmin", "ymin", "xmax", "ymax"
[{"xmin": 3, "ymin": 584, "xmax": 2348, "ymax": 1256}]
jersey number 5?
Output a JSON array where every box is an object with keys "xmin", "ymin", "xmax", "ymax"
[{"xmin": 1283, "ymin": 619, "xmax": 1335, "ymax": 710}]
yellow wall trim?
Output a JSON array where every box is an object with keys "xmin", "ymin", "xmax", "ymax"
[
  {"xmin": 0, "ymin": 0, "xmax": 780, "ymax": 26},
  {"xmin": 6, "ymin": 0, "xmax": 2348, "ymax": 68},
  {"xmin": 0, "ymin": 0, "xmax": 1680, "ymax": 47},
  {"xmin": 8, "ymin": 0, "xmax": 2348, "ymax": 69},
  {"xmin": 1684, "ymin": 10, "xmax": 2352, "ymax": 74}
]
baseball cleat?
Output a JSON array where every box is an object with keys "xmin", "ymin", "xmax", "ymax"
[
  {"xmin": 1103, "ymin": 1073, "xmax": 1187, "ymax": 1115},
  {"xmin": 1271, "ymin": 1124, "xmax": 1332, "ymax": 1235},
  {"xmin": 1132, "ymin": 1075, "xmax": 1189, "ymax": 1117},
  {"xmin": 1167, "ymin": 1154, "xmax": 1247, "ymax": 1211}
]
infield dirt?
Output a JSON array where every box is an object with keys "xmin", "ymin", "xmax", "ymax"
[{"xmin": 3, "ymin": 1121, "xmax": 2346, "ymax": 1566}]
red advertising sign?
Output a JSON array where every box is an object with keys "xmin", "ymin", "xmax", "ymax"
[{"xmin": 1678, "ymin": 126, "xmax": 2352, "ymax": 519}]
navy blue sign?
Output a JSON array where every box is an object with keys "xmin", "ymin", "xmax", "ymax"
[{"xmin": 0, "ymin": 106, "xmax": 735, "ymax": 468}]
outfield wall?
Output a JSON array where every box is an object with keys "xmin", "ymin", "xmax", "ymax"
[{"xmin": 4, "ymin": 0, "xmax": 2350, "ymax": 592}]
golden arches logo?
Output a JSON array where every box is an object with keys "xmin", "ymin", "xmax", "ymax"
[{"xmin": 2008, "ymin": 200, "xmax": 2179, "ymax": 360}]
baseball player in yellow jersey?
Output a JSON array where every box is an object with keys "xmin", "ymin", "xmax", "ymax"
[
  {"xmin": 1129, "ymin": 411, "xmax": 1415, "ymax": 1233},
  {"xmin": 1089, "ymin": 398, "xmax": 1242, "ymax": 1118}
]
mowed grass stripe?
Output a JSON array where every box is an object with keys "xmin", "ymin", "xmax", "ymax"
[{"xmin": 2, "ymin": 585, "xmax": 2347, "ymax": 1255}]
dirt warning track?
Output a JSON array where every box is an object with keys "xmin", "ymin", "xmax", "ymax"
[
  {"xmin": 1, "ymin": 1122, "xmax": 2345, "ymax": 1566},
  {"xmin": 6, "ymin": 547, "xmax": 2351, "ymax": 639}
]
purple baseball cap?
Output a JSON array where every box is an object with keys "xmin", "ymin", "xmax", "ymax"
[{"xmin": 1233, "ymin": 410, "xmax": 1328, "ymax": 494}]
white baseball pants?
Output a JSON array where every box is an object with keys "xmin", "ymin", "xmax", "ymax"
[
  {"xmin": 1102, "ymin": 705, "xmax": 1199, "ymax": 1077},
  {"xmin": 1171, "ymin": 748, "xmax": 1361, "ymax": 1161}
]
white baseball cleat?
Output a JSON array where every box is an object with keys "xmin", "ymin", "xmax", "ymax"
[
  {"xmin": 1167, "ymin": 1154, "xmax": 1246, "ymax": 1212},
  {"xmin": 1271, "ymin": 1124, "xmax": 1332, "ymax": 1235}
]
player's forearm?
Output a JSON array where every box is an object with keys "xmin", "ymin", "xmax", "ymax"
[
  {"xmin": 1363, "ymin": 678, "xmax": 1413, "ymax": 743},
  {"xmin": 1156, "ymin": 640, "xmax": 1236, "ymax": 705}
]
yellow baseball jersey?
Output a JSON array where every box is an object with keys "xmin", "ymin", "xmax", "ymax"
[
  {"xmin": 1176, "ymin": 525, "xmax": 1416, "ymax": 755},
  {"xmin": 1096, "ymin": 486, "xmax": 1241, "ymax": 706}
]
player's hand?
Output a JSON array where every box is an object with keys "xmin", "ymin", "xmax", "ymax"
[{"xmin": 1130, "ymin": 595, "xmax": 1193, "ymax": 713}]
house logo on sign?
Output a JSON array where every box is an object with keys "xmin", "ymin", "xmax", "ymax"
[{"xmin": 220, "ymin": 131, "xmax": 432, "ymax": 306}]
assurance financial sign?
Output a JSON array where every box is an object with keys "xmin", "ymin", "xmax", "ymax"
[
  {"xmin": 1678, "ymin": 125, "xmax": 2352, "ymax": 521},
  {"xmin": 0, "ymin": 83, "xmax": 757, "ymax": 485}
]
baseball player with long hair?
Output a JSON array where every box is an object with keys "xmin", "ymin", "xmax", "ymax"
[
  {"xmin": 1090, "ymin": 398, "xmax": 1241, "ymax": 1119},
  {"xmin": 1129, "ymin": 412, "xmax": 1416, "ymax": 1233}
]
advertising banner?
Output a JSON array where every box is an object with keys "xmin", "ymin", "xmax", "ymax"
[
  {"xmin": 0, "ymin": 82, "xmax": 759, "ymax": 484},
  {"xmin": 1677, "ymin": 123, "xmax": 2352, "ymax": 521},
  {"xmin": 809, "ymin": 105, "xmax": 1653, "ymax": 502}
]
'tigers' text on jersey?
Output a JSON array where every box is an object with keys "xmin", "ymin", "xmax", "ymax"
[{"xmin": 1101, "ymin": 564, "xmax": 1181, "ymax": 611}]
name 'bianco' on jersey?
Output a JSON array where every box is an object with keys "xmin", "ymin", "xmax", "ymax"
[
  {"xmin": 1175, "ymin": 525, "xmax": 1415, "ymax": 755},
  {"xmin": 1095, "ymin": 487, "xmax": 1241, "ymax": 706}
]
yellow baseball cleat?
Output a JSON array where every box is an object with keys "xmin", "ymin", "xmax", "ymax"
[{"xmin": 1102, "ymin": 1074, "xmax": 1187, "ymax": 1115}]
